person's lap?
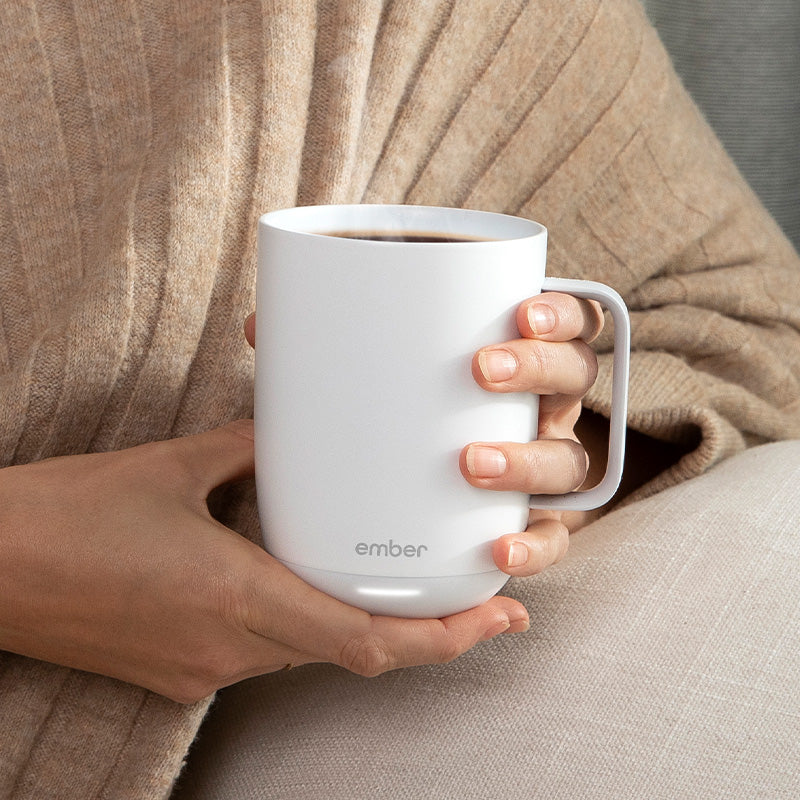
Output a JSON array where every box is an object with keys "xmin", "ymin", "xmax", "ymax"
[{"xmin": 172, "ymin": 440, "xmax": 800, "ymax": 799}]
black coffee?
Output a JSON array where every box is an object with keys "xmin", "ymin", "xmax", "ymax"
[{"xmin": 324, "ymin": 230, "xmax": 493, "ymax": 243}]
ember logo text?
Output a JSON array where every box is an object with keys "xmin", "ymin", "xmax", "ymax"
[{"xmin": 355, "ymin": 540, "xmax": 429, "ymax": 558}]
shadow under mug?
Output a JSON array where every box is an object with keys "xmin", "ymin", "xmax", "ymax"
[{"xmin": 255, "ymin": 204, "xmax": 630, "ymax": 618}]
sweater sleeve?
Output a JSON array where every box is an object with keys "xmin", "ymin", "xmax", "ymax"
[{"xmin": 546, "ymin": 3, "xmax": 800, "ymax": 498}]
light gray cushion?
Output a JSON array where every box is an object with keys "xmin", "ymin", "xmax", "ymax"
[
  {"xmin": 642, "ymin": 0, "xmax": 800, "ymax": 250},
  {"xmin": 173, "ymin": 440, "xmax": 800, "ymax": 799}
]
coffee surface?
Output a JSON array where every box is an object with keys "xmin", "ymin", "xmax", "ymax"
[{"xmin": 323, "ymin": 230, "xmax": 493, "ymax": 243}]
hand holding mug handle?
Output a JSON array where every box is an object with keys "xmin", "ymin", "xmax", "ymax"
[{"xmin": 530, "ymin": 277, "xmax": 630, "ymax": 511}]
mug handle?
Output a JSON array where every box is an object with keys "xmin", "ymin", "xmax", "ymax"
[{"xmin": 529, "ymin": 277, "xmax": 631, "ymax": 511}]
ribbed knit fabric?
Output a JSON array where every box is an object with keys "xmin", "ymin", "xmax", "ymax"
[{"xmin": 0, "ymin": 1, "xmax": 799, "ymax": 797}]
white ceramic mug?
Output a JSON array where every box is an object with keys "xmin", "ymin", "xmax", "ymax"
[{"xmin": 255, "ymin": 204, "xmax": 629, "ymax": 618}]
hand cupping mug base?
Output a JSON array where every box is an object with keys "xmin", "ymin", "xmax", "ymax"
[{"xmin": 255, "ymin": 205, "xmax": 630, "ymax": 618}]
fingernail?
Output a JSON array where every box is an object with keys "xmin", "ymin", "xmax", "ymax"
[
  {"xmin": 528, "ymin": 303, "xmax": 556, "ymax": 336},
  {"xmin": 483, "ymin": 617, "xmax": 511, "ymax": 639},
  {"xmin": 506, "ymin": 617, "xmax": 530, "ymax": 634},
  {"xmin": 465, "ymin": 445, "xmax": 508, "ymax": 478},
  {"xmin": 478, "ymin": 349, "xmax": 517, "ymax": 382},
  {"xmin": 507, "ymin": 541, "xmax": 528, "ymax": 568}
]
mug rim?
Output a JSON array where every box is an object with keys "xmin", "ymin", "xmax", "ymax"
[{"xmin": 259, "ymin": 204, "xmax": 546, "ymax": 243}]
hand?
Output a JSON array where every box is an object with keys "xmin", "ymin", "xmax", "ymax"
[
  {"xmin": 460, "ymin": 292, "xmax": 605, "ymax": 577},
  {"xmin": 0, "ymin": 421, "xmax": 529, "ymax": 703}
]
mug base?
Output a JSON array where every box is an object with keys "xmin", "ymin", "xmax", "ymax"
[{"xmin": 280, "ymin": 560, "xmax": 509, "ymax": 619}]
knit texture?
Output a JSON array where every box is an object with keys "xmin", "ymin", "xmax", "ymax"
[{"xmin": 1, "ymin": 1, "xmax": 799, "ymax": 797}]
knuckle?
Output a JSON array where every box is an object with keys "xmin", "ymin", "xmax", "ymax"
[
  {"xmin": 338, "ymin": 632, "xmax": 395, "ymax": 677},
  {"xmin": 524, "ymin": 340, "xmax": 557, "ymax": 384},
  {"xmin": 435, "ymin": 634, "xmax": 466, "ymax": 665},
  {"xmin": 194, "ymin": 643, "xmax": 245, "ymax": 690},
  {"xmin": 139, "ymin": 438, "xmax": 196, "ymax": 492},
  {"xmin": 574, "ymin": 341, "xmax": 599, "ymax": 393},
  {"xmin": 586, "ymin": 300, "xmax": 605, "ymax": 340},
  {"xmin": 162, "ymin": 677, "xmax": 217, "ymax": 705},
  {"xmin": 547, "ymin": 521, "xmax": 569, "ymax": 560},
  {"xmin": 541, "ymin": 526, "xmax": 570, "ymax": 571},
  {"xmin": 159, "ymin": 647, "xmax": 242, "ymax": 704},
  {"xmin": 155, "ymin": 559, "xmax": 254, "ymax": 704},
  {"xmin": 555, "ymin": 525, "xmax": 570, "ymax": 561},
  {"xmin": 564, "ymin": 438, "xmax": 589, "ymax": 488},
  {"xmin": 563, "ymin": 400, "xmax": 583, "ymax": 431},
  {"xmin": 536, "ymin": 398, "xmax": 582, "ymax": 438},
  {"xmin": 524, "ymin": 441, "xmax": 549, "ymax": 477},
  {"xmin": 526, "ymin": 521, "xmax": 570, "ymax": 574},
  {"xmin": 527, "ymin": 539, "xmax": 552, "ymax": 575}
]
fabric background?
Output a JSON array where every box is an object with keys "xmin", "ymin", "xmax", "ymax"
[
  {"xmin": 173, "ymin": 440, "xmax": 800, "ymax": 800},
  {"xmin": 642, "ymin": 0, "xmax": 800, "ymax": 251}
]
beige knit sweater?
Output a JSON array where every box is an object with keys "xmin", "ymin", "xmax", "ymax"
[{"xmin": 1, "ymin": 1, "xmax": 798, "ymax": 797}]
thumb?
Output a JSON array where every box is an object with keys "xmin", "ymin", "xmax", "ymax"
[{"xmin": 166, "ymin": 419, "xmax": 255, "ymax": 493}]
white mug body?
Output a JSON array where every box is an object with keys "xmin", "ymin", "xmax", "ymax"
[{"xmin": 255, "ymin": 205, "xmax": 626, "ymax": 618}]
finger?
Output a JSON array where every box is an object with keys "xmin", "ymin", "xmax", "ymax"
[
  {"xmin": 244, "ymin": 312, "xmax": 256, "ymax": 348},
  {"xmin": 460, "ymin": 439, "xmax": 589, "ymax": 495},
  {"xmin": 472, "ymin": 339, "xmax": 598, "ymax": 397},
  {"xmin": 492, "ymin": 517, "xmax": 569, "ymax": 577},
  {"xmin": 163, "ymin": 419, "xmax": 255, "ymax": 494},
  {"xmin": 336, "ymin": 595, "xmax": 530, "ymax": 677},
  {"xmin": 516, "ymin": 292, "xmax": 604, "ymax": 343},
  {"xmin": 538, "ymin": 395, "xmax": 583, "ymax": 438}
]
